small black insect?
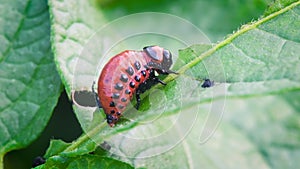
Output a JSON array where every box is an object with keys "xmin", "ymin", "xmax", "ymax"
[
  {"xmin": 201, "ymin": 79, "xmax": 214, "ymax": 88},
  {"xmin": 32, "ymin": 156, "xmax": 46, "ymax": 167}
]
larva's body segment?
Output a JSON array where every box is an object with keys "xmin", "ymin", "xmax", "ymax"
[{"xmin": 97, "ymin": 46, "xmax": 175, "ymax": 127}]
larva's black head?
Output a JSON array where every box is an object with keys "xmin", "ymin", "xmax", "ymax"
[{"xmin": 143, "ymin": 46, "xmax": 173, "ymax": 71}]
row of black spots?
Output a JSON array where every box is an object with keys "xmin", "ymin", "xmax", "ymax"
[
  {"xmin": 126, "ymin": 60, "xmax": 142, "ymax": 76},
  {"xmin": 109, "ymin": 62, "xmax": 146, "ymax": 115},
  {"xmin": 106, "ymin": 114, "xmax": 115, "ymax": 124},
  {"xmin": 109, "ymin": 110, "xmax": 121, "ymax": 116},
  {"xmin": 109, "ymin": 96, "xmax": 127, "ymax": 110},
  {"xmin": 126, "ymin": 62, "xmax": 138, "ymax": 89},
  {"xmin": 103, "ymin": 60, "xmax": 141, "ymax": 125},
  {"xmin": 106, "ymin": 105, "xmax": 122, "ymax": 124},
  {"xmin": 147, "ymin": 61, "xmax": 160, "ymax": 69},
  {"xmin": 111, "ymin": 70, "xmax": 133, "ymax": 110},
  {"xmin": 109, "ymin": 68, "xmax": 134, "ymax": 111},
  {"xmin": 110, "ymin": 91, "xmax": 128, "ymax": 111}
]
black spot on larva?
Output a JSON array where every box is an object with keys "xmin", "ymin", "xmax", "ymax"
[
  {"xmin": 129, "ymin": 81, "xmax": 135, "ymax": 88},
  {"xmin": 147, "ymin": 62, "xmax": 155, "ymax": 67},
  {"xmin": 115, "ymin": 83, "xmax": 123, "ymax": 90},
  {"xmin": 121, "ymin": 98, "xmax": 127, "ymax": 102},
  {"xmin": 134, "ymin": 61, "xmax": 141, "ymax": 70},
  {"xmin": 126, "ymin": 66, "xmax": 134, "ymax": 76},
  {"xmin": 120, "ymin": 74, "xmax": 128, "ymax": 82},
  {"xmin": 110, "ymin": 110, "xmax": 115, "ymax": 114},
  {"xmin": 125, "ymin": 89, "xmax": 131, "ymax": 94},
  {"xmin": 112, "ymin": 93, "xmax": 120, "ymax": 99},
  {"xmin": 116, "ymin": 112, "xmax": 121, "ymax": 116},
  {"xmin": 144, "ymin": 65, "xmax": 149, "ymax": 70},
  {"xmin": 109, "ymin": 101, "xmax": 115, "ymax": 107},
  {"xmin": 106, "ymin": 114, "xmax": 113, "ymax": 123},
  {"xmin": 118, "ymin": 105, "xmax": 124, "ymax": 109},
  {"xmin": 135, "ymin": 75, "xmax": 141, "ymax": 82},
  {"xmin": 141, "ymin": 70, "xmax": 146, "ymax": 77}
]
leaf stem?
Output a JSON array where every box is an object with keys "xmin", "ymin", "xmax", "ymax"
[
  {"xmin": 164, "ymin": 0, "xmax": 300, "ymax": 83},
  {"xmin": 63, "ymin": 122, "xmax": 107, "ymax": 153}
]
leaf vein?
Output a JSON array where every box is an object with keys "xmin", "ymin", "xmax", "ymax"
[
  {"xmin": 0, "ymin": 117, "xmax": 11, "ymax": 141},
  {"xmin": 0, "ymin": 0, "xmax": 31, "ymax": 63},
  {"xmin": 229, "ymin": 43, "xmax": 266, "ymax": 65},
  {"xmin": 257, "ymin": 27, "xmax": 299, "ymax": 44},
  {"xmin": 0, "ymin": 54, "xmax": 51, "ymax": 113}
]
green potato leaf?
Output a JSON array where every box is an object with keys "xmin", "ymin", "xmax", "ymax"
[
  {"xmin": 45, "ymin": 0, "xmax": 300, "ymax": 169},
  {"xmin": 0, "ymin": 0, "xmax": 61, "ymax": 167}
]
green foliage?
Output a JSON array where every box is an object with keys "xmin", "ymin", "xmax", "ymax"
[
  {"xmin": 1, "ymin": 0, "xmax": 300, "ymax": 168},
  {"xmin": 39, "ymin": 140, "xmax": 133, "ymax": 168},
  {"xmin": 0, "ymin": 0, "xmax": 61, "ymax": 167},
  {"xmin": 40, "ymin": 154, "xmax": 133, "ymax": 169},
  {"xmin": 264, "ymin": 0, "xmax": 299, "ymax": 16}
]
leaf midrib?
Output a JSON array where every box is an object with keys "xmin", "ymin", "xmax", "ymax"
[{"xmin": 164, "ymin": 1, "xmax": 300, "ymax": 83}]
